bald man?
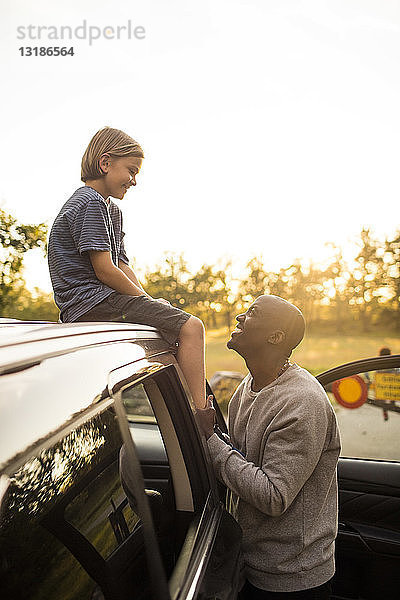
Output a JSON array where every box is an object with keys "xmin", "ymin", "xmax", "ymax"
[{"xmin": 197, "ymin": 296, "xmax": 340, "ymax": 600}]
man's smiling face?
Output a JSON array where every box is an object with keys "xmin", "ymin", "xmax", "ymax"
[
  {"xmin": 227, "ymin": 297, "xmax": 274, "ymax": 356},
  {"xmin": 227, "ymin": 295, "xmax": 305, "ymax": 359}
]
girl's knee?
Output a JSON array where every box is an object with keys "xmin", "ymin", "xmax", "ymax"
[{"xmin": 181, "ymin": 315, "xmax": 205, "ymax": 339}]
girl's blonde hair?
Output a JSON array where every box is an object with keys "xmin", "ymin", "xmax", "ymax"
[{"xmin": 81, "ymin": 127, "xmax": 144, "ymax": 182}]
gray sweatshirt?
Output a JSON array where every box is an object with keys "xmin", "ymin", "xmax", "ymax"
[{"xmin": 207, "ymin": 363, "xmax": 341, "ymax": 592}]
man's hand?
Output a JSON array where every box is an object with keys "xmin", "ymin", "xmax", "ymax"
[{"xmin": 195, "ymin": 395, "xmax": 216, "ymax": 439}]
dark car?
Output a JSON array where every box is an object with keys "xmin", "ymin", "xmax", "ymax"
[{"xmin": 0, "ymin": 321, "xmax": 399, "ymax": 599}]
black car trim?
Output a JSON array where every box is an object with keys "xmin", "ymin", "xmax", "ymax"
[
  {"xmin": 0, "ymin": 360, "xmax": 42, "ymax": 376},
  {"xmin": 317, "ymin": 354, "xmax": 400, "ymax": 386},
  {"xmin": 169, "ymin": 492, "xmax": 222, "ymax": 600},
  {"xmin": 108, "ymin": 358, "xmax": 172, "ymax": 396},
  {"xmin": 338, "ymin": 458, "xmax": 400, "ymax": 496},
  {"xmin": 207, "ymin": 381, "xmax": 228, "ymax": 434},
  {"xmin": 153, "ymin": 367, "xmax": 218, "ymax": 509},
  {"xmin": 42, "ymin": 509, "xmax": 109, "ymax": 589},
  {"xmin": 114, "ymin": 388, "xmax": 171, "ymax": 600}
]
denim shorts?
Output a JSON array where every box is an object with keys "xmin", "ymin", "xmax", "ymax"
[{"xmin": 75, "ymin": 292, "xmax": 191, "ymax": 345}]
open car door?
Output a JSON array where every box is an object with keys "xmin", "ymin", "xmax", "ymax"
[
  {"xmin": 109, "ymin": 359, "xmax": 242, "ymax": 600},
  {"xmin": 317, "ymin": 354, "xmax": 400, "ymax": 600}
]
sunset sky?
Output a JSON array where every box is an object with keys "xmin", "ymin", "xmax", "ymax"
[{"xmin": 1, "ymin": 0, "xmax": 399, "ymax": 293}]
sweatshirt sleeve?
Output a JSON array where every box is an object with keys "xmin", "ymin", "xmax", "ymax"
[{"xmin": 207, "ymin": 392, "xmax": 330, "ymax": 517}]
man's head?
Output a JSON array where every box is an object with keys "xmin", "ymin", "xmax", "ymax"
[
  {"xmin": 81, "ymin": 127, "xmax": 144, "ymax": 200},
  {"xmin": 379, "ymin": 346, "xmax": 391, "ymax": 356},
  {"xmin": 227, "ymin": 295, "xmax": 305, "ymax": 360}
]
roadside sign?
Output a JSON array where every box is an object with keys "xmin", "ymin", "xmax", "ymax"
[
  {"xmin": 375, "ymin": 372, "xmax": 400, "ymax": 401},
  {"xmin": 332, "ymin": 375, "xmax": 368, "ymax": 409}
]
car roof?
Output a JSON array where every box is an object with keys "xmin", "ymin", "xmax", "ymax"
[
  {"xmin": 0, "ymin": 321, "xmax": 164, "ymax": 375},
  {"xmin": 0, "ymin": 321, "xmax": 172, "ymax": 470}
]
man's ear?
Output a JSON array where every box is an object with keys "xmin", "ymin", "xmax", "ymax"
[
  {"xmin": 267, "ymin": 330, "xmax": 286, "ymax": 345},
  {"xmin": 98, "ymin": 153, "xmax": 111, "ymax": 174}
]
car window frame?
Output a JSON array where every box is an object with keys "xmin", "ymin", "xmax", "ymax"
[
  {"xmin": 113, "ymin": 381, "xmax": 171, "ymax": 600},
  {"xmin": 108, "ymin": 358, "xmax": 229, "ymax": 599},
  {"xmin": 317, "ymin": 354, "xmax": 400, "ymax": 387},
  {"xmin": 318, "ymin": 353, "xmax": 400, "ymax": 465}
]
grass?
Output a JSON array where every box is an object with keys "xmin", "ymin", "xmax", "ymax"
[{"xmin": 206, "ymin": 328, "xmax": 400, "ymax": 378}]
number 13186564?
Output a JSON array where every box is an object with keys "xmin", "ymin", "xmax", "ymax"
[{"xmin": 19, "ymin": 47, "xmax": 75, "ymax": 56}]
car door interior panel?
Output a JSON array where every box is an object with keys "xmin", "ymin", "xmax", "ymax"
[{"xmin": 319, "ymin": 356, "xmax": 400, "ymax": 600}]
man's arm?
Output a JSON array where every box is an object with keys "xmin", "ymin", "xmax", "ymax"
[
  {"xmin": 89, "ymin": 251, "xmax": 149, "ymax": 297},
  {"xmin": 206, "ymin": 396, "xmax": 330, "ymax": 517}
]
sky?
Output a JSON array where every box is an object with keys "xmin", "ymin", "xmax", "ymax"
[{"xmin": 1, "ymin": 0, "xmax": 399, "ymax": 293}]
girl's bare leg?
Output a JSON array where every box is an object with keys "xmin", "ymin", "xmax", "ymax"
[{"xmin": 177, "ymin": 316, "xmax": 206, "ymax": 409}]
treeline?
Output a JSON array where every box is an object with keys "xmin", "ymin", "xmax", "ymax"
[
  {"xmin": 141, "ymin": 227, "xmax": 399, "ymax": 332},
  {"xmin": 1, "ymin": 208, "xmax": 399, "ymax": 331},
  {"xmin": 0, "ymin": 208, "xmax": 54, "ymax": 320}
]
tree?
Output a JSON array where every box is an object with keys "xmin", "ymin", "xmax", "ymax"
[
  {"xmin": 238, "ymin": 257, "xmax": 268, "ymax": 307},
  {"xmin": 237, "ymin": 257, "xmax": 325, "ymax": 325},
  {"xmin": 323, "ymin": 245, "xmax": 352, "ymax": 332},
  {"xmin": 0, "ymin": 209, "xmax": 48, "ymax": 315},
  {"xmin": 283, "ymin": 260, "xmax": 326, "ymax": 325},
  {"xmin": 143, "ymin": 253, "xmax": 191, "ymax": 308},
  {"xmin": 187, "ymin": 264, "xmax": 218, "ymax": 326},
  {"xmin": 384, "ymin": 231, "xmax": 400, "ymax": 329},
  {"xmin": 188, "ymin": 262, "xmax": 234, "ymax": 328},
  {"xmin": 11, "ymin": 288, "xmax": 59, "ymax": 321},
  {"xmin": 265, "ymin": 267, "xmax": 291, "ymax": 300},
  {"xmin": 347, "ymin": 228, "xmax": 385, "ymax": 331},
  {"xmin": 213, "ymin": 260, "xmax": 237, "ymax": 330}
]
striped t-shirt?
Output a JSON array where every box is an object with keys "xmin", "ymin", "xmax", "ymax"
[{"xmin": 48, "ymin": 186, "xmax": 130, "ymax": 322}]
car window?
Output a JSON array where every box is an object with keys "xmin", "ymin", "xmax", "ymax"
[
  {"xmin": 0, "ymin": 403, "xmax": 150, "ymax": 600},
  {"xmin": 120, "ymin": 381, "xmax": 174, "ymax": 509},
  {"xmin": 327, "ymin": 366, "xmax": 400, "ymax": 461},
  {"xmin": 122, "ymin": 382, "xmax": 169, "ymax": 465},
  {"xmin": 64, "ymin": 454, "xmax": 140, "ymax": 559},
  {"xmin": 123, "ymin": 382, "xmax": 156, "ymax": 422}
]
